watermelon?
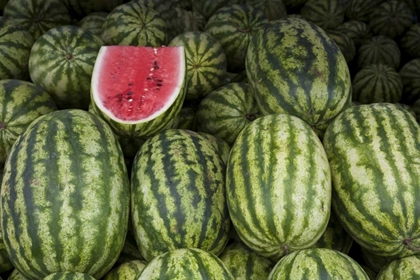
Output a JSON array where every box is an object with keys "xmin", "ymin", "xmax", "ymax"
[
  {"xmin": 400, "ymin": 23, "xmax": 420, "ymax": 59},
  {"xmin": 300, "ymin": 0, "xmax": 345, "ymax": 31},
  {"xmin": 205, "ymin": 4, "xmax": 268, "ymax": 72},
  {"xmin": 42, "ymin": 272, "xmax": 95, "ymax": 280},
  {"xmin": 77, "ymin": 12, "xmax": 108, "ymax": 37},
  {"xmin": 63, "ymin": 0, "xmax": 122, "ymax": 19},
  {"xmin": 376, "ymin": 255, "xmax": 420, "ymax": 279},
  {"xmin": 352, "ymin": 63, "xmax": 403, "ymax": 103},
  {"xmin": 3, "ymin": 0, "xmax": 71, "ymax": 40},
  {"xmin": 90, "ymin": 45, "xmax": 186, "ymax": 138},
  {"xmin": 28, "ymin": 25, "xmax": 103, "ymax": 110},
  {"xmin": 399, "ymin": 58, "xmax": 420, "ymax": 103},
  {"xmin": 195, "ymin": 82, "xmax": 261, "ymax": 145},
  {"xmin": 219, "ymin": 241, "xmax": 275, "ymax": 279},
  {"xmin": 246, "ymin": 18, "xmax": 352, "ymax": 137},
  {"xmin": 345, "ymin": 0, "xmax": 386, "ymax": 23},
  {"xmin": 268, "ymin": 248, "xmax": 369, "ymax": 279},
  {"xmin": 335, "ymin": 20, "xmax": 373, "ymax": 47},
  {"xmin": 0, "ymin": 79, "xmax": 57, "ymax": 167},
  {"xmin": 130, "ymin": 129, "xmax": 230, "ymax": 262},
  {"xmin": 357, "ymin": 35, "xmax": 401, "ymax": 69},
  {"xmin": 168, "ymin": 31, "xmax": 227, "ymax": 101},
  {"xmin": 100, "ymin": 2, "xmax": 167, "ymax": 46},
  {"xmin": 138, "ymin": 248, "xmax": 234, "ymax": 279},
  {"xmin": 0, "ymin": 17, "xmax": 33, "ymax": 80},
  {"xmin": 0, "ymin": 109, "xmax": 130, "ymax": 279},
  {"xmin": 103, "ymin": 260, "xmax": 147, "ymax": 280},
  {"xmin": 114, "ymin": 229, "xmax": 144, "ymax": 265},
  {"xmin": 244, "ymin": 0, "xmax": 287, "ymax": 21},
  {"xmin": 323, "ymin": 103, "xmax": 420, "ymax": 258},
  {"xmin": 368, "ymin": 0, "xmax": 414, "ymax": 39},
  {"xmin": 226, "ymin": 114, "xmax": 331, "ymax": 260}
]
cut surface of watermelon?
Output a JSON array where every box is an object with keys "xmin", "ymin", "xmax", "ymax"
[{"xmin": 91, "ymin": 45, "xmax": 185, "ymax": 124}]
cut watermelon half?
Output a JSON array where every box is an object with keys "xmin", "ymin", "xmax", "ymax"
[{"xmin": 91, "ymin": 45, "xmax": 186, "ymax": 124}]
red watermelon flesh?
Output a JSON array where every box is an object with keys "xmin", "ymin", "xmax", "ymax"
[{"xmin": 91, "ymin": 46, "xmax": 185, "ymax": 124}]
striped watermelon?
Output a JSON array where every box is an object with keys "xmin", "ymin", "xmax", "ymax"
[
  {"xmin": 268, "ymin": 248, "xmax": 369, "ymax": 279},
  {"xmin": 335, "ymin": 20, "xmax": 372, "ymax": 47},
  {"xmin": 77, "ymin": 12, "xmax": 108, "ymax": 37},
  {"xmin": 226, "ymin": 114, "xmax": 331, "ymax": 260},
  {"xmin": 0, "ymin": 79, "xmax": 57, "ymax": 167},
  {"xmin": 399, "ymin": 58, "xmax": 420, "ymax": 103},
  {"xmin": 174, "ymin": 8, "xmax": 207, "ymax": 33},
  {"xmin": 114, "ymin": 232, "xmax": 144, "ymax": 265},
  {"xmin": 312, "ymin": 211, "xmax": 353, "ymax": 254},
  {"xmin": 219, "ymin": 241, "xmax": 274, "ymax": 279},
  {"xmin": 368, "ymin": 0, "xmax": 414, "ymax": 39},
  {"xmin": 195, "ymin": 82, "xmax": 260, "ymax": 145},
  {"xmin": 89, "ymin": 45, "xmax": 186, "ymax": 138},
  {"xmin": 29, "ymin": 25, "xmax": 103, "ymax": 110},
  {"xmin": 3, "ymin": 0, "xmax": 71, "ymax": 40},
  {"xmin": 323, "ymin": 103, "xmax": 420, "ymax": 258},
  {"xmin": 246, "ymin": 18, "xmax": 352, "ymax": 137},
  {"xmin": 138, "ymin": 248, "xmax": 234, "ymax": 279},
  {"xmin": 100, "ymin": 2, "xmax": 167, "ymax": 46},
  {"xmin": 244, "ymin": 0, "xmax": 287, "ymax": 21},
  {"xmin": 0, "ymin": 17, "xmax": 33, "ymax": 80},
  {"xmin": 352, "ymin": 64, "xmax": 403, "ymax": 103},
  {"xmin": 205, "ymin": 4, "xmax": 268, "ymax": 72},
  {"xmin": 1, "ymin": 109, "xmax": 130, "ymax": 279},
  {"xmin": 131, "ymin": 129, "xmax": 230, "ymax": 262},
  {"xmin": 43, "ymin": 272, "xmax": 95, "ymax": 280},
  {"xmin": 168, "ymin": 31, "xmax": 227, "ymax": 101},
  {"xmin": 300, "ymin": 0, "xmax": 345, "ymax": 31},
  {"xmin": 377, "ymin": 255, "xmax": 420, "ymax": 279},
  {"xmin": 357, "ymin": 35, "xmax": 401, "ymax": 69},
  {"xmin": 103, "ymin": 260, "xmax": 147, "ymax": 280},
  {"xmin": 400, "ymin": 23, "xmax": 420, "ymax": 59},
  {"xmin": 345, "ymin": 0, "xmax": 386, "ymax": 22}
]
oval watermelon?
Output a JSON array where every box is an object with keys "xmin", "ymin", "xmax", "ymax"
[
  {"xmin": 226, "ymin": 114, "xmax": 332, "ymax": 260},
  {"xmin": 131, "ymin": 129, "xmax": 230, "ymax": 262},
  {"xmin": 1, "ymin": 109, "xmax": 130, "ymax": 279},
  {"xmin": 323, "ymin": 103, "xmax": 420, "ymax": 258}
]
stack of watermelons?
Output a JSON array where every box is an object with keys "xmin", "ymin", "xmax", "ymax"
[{"xmin": 1, "ymin": 0, "xmax": 420, "ymax": 279}]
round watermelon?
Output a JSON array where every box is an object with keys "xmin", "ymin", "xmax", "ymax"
[
  {"xmin": 103, "ymin": 260, "xmax": 147, "ymax": 280},
  {"xmin": 376, "ymin": 255, "xmax": 420, "ymax": 279},
  {"xmin": 42, "ymin": 272, "xmax": 95, "ymax": 280},
  {"xmin": 29, "ymin": 25, "xmax": 104, "ymax": 110}
]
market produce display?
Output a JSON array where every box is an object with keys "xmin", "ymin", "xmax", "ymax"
[{"xmin": 0, "ymin": 0, "xmax": 419, "ymax": 278}]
